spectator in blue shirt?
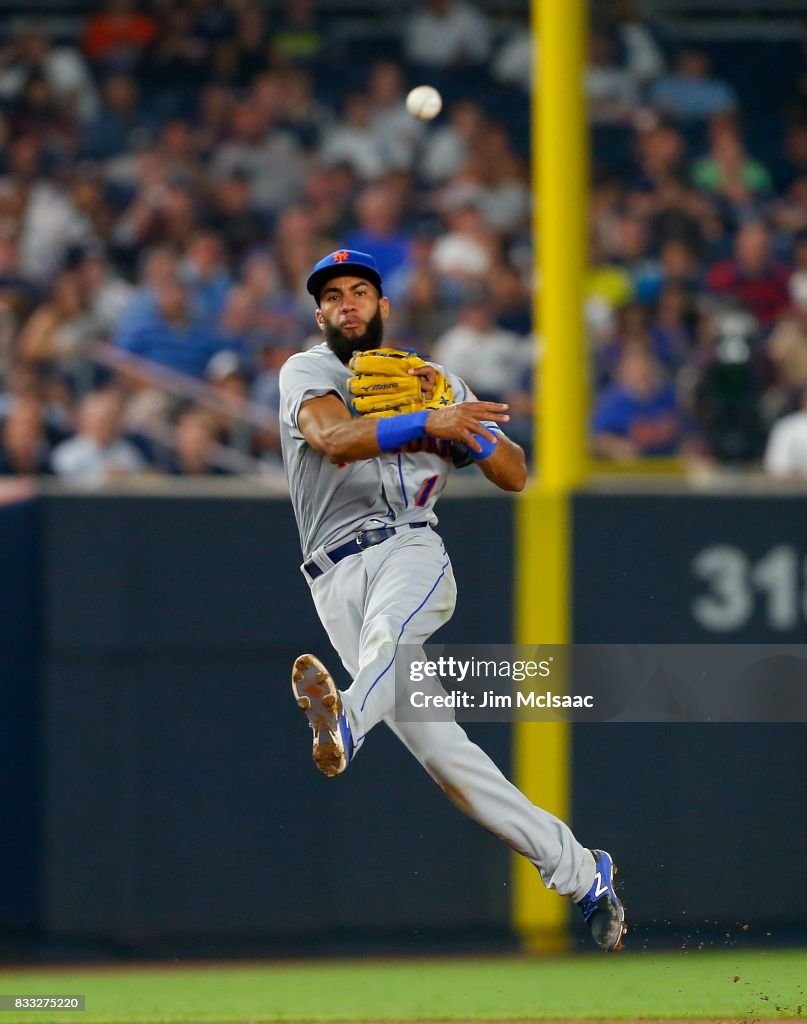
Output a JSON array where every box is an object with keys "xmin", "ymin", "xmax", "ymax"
[
  {"xmin": 116, "ymin": 275, "xmax": 232, "ymax": 379},
  {"xmin": 115, "ymin": 246, "xmax": 179, "ymax": 350},
  {"xmin": 649, "ymin": 50, "xmax": 737, "ymax": 122},
  {"xmin": 343, "ymin": 182, "xmax": 412, "ymax": 283},
  {"xmin": 180, "ymin": 230, "xmax": 232, "ymax": 321},
  {"xmin": 80, "ymin": 73, "xmax": 151, "ymax": 160},
  {"xmin": 592, "ymin": 345, "xmax": 685, "ymax": 459}
]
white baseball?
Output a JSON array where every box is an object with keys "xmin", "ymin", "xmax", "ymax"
[{"xmin": 405, "ymin": 85, "xmax": 442, "ymax": 121}]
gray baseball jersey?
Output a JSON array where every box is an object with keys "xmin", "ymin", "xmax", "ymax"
[
  {"xmin": 279, "ymin": 341, "xmax": 596, "ymax": 902},
  {"xmin": 280, "ymin": 342, "xmax": 471, "ymax": 558}
]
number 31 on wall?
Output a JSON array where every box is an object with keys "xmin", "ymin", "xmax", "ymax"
[{"xmin": 692, "ymin": 545, "xmax": 804, "ymax": 632}]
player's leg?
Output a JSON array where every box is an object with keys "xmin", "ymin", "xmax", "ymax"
[
  {"xmin": 384, "ymin": 695, "xmax": 625, "ymax": 948},
  {"xmin": 338, "ymin": 528, "xmax": 457, "ymax": 750},
  {"xmin": 385, "ymin": 714, "xmax": 594, "ymax": 899},
  {"xmin": 292, "ymin": 552, "xmax": 370, "ymax": 775},
  {"xmin": 297, "ymin": 527, "xmax": 454, "ymax": 759},
  {"xmin": 292, "ymin": 530, "xmax": 451, "ymax": 772},
  {"xmin": 366, "ymin": 536, "xmax": 625, "ymax": 947},
  {"xmin": 307, "ymin": 554, "xmax": 367, "ymax": 678}
]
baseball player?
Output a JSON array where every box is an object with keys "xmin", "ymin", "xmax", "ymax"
[{"xmin": 278, "ymin": 249, "xmax": 626, "ymax": 951}]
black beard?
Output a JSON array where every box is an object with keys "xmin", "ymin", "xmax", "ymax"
[{"xmin": 324, "ymin": 307, "xmax": 385, "ymax": 363}]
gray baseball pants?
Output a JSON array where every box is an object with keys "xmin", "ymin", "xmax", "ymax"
[{"xmin": 306, "ymin": 526, "xmax": 595, "ymax": 900}]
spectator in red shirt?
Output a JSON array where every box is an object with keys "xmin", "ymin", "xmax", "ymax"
[
  {"xmin": 706, "ymin": 221, "xmax": 791, "ymax": 328},
  {"xmin": 81, "ymin": 0, "xmax": 157, "ymax": 72}
]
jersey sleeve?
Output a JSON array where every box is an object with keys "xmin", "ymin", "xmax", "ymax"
[{"xmin": 279, "ymin": 354, "xmax": 345, "ymax": 435}]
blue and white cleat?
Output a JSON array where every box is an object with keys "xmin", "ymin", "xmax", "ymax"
[
  {"xmin": 576, "ymin": 849, "xmax": 626, "ymax": 951},
  {"xmin": 292, "ymin": 654, "xmax": 352, "ymax": 778}
]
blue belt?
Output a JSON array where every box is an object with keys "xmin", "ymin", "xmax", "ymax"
[{"xmin": 304, "ymin": 522, "xmax": 429, "ymax": 580}]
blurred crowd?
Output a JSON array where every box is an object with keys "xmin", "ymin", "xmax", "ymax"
[{"xmin": 2, "ymin": 0, "xmax": 807, "ymax": 484}]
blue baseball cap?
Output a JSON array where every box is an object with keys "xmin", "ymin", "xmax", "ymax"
[{"xmin": 306, "ymin": 249, "xmax": 383, "ymax": 303}]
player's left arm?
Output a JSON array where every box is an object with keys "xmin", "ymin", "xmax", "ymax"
[{"xmin": 475, "ymin": 432, "xmax": 527, "ymax": 492}]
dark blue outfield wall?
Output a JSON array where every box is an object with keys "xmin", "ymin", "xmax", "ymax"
[{"xmin": 2, "ymin": 488, "xmax": 807, "ymax": 954}]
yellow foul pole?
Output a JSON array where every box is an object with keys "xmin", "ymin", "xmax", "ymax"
[
  {"xmin": 536, "ymin": 0, "xmax": 589, "ymax": 489},
  {"xmin": 513, "ymin": 0, "xmax": 589, "ymax": 950}
]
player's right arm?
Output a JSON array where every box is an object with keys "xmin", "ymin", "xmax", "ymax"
[
  {"xmin": 298, "ymin": 394, "xmax": 382, "ymax": 462},
  {"xmin": 298, "ymin": 394, "xmax": 510, "ymax": 464}
]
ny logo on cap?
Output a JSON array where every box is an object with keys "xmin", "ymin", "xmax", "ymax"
[{"xmin": 332, "ymin": 250, "xmax": 350, "ymax": 263}]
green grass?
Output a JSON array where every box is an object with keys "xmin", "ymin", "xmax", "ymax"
[{"xmin": 0, "ymin": 949, "xmax": 805, "ymax": 1023}]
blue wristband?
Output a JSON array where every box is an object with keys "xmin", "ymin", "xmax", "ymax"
[
  {"xmin": 469, "ymin": 431, "xmax": 499, "ymax": 461},
  {"xmin": 376, "ymin": 410, "xmax": 429, "ymax": 452}
]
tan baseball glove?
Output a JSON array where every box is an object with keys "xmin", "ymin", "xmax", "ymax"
[{"xmin": 348, "ymin": 347, "xmax": 453, "ymax": 418}]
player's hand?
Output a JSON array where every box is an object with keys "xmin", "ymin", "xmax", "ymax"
[
  {"xmin": 409, "ymin": 364, "xmax": 437, "ymax": 401},
  {"xmin": 425, "ymin": 402, "xmax": 509, "ymax": 452}
]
